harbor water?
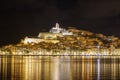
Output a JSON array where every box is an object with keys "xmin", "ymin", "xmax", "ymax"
[{"xmin": 0, "ymin": 55, "xmax": 120, "ymax": 80}]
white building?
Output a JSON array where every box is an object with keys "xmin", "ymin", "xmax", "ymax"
[
  {"xmin": 38, "ymin": 32, "xmax": 63, "ymax": 39},
  {"xmin": 62, "ymin": 29, "xmax": 73, "ymax": 35},
  {"xmin": 49, "ymin": 23, "xmax": 63, "ymax": 33},
  {"xmin": 49, "ymin": 23, "xmax": 73, "ymax": 35},
  {"xmin": 23, "ymin": 37, "xmax": 44, "ymax": 44},
  {"xmin": 22, "ymin": 23, "xmax": 73, "ymax": 44},
  {"xmin": 23, "ymin": 37, "xmax": 59, "ymax": 44}
]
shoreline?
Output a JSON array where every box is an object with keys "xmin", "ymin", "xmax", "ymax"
[{"xmin": 0, "ymin": 48, "xmax": 120, "ymax": 55}]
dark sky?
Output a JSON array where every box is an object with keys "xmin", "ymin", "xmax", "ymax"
[{"xmin": 0, "ymin": 0, "xmax": 120, "ymax": 46}]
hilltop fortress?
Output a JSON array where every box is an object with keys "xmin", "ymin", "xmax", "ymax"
[
  {"xmin": 21, "ymin": 23, "xmax": 120, "ymax": 50},
  {"xmin": 23, "ymin": 23, "xmax": 73, "ymax": 44},
  {"xmin": 1, "ymin": 23, "xmax": 120, "ymax": 55}
]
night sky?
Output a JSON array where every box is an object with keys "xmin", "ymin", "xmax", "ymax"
[{"xmin": 0, "ymin": 0, "xmax": 120, "ymax": 46}]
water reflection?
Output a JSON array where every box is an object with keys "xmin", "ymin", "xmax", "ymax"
[{"xmin": 0, "ymin": 56, "xmax": 120, "ymax": 80}]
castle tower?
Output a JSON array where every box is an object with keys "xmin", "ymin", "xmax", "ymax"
[
  {"xmin": 56, "ymin": 23, "xmax": 59, "ymax": 29},
  {"xmin": 49, "ymin": 23, "xmax": 61, "ymax": 33}
]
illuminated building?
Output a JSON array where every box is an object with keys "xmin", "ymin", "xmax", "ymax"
[
  {"xmin": 49, "ymin": 23, "xmax": 73, "ymax": 35},
  {"xmin": 22, "ymin": 23, "xmax": 73, "ymax": 44},
  {"xmin": 23, "ymin": 37, "xmax": 59, "ymax": 44}
]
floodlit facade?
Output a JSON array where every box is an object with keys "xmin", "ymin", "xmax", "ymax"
[
  {"xmin": 49, "ymin": 23, "xmax": 63, "ymax": 33},
  {"xmin": 23, "ymin": 37, "xmax": 44, "ymax": 44},
  {"xmin": 38, "ymin": 32, "xmax": 63, "ymax": 39},
  {"xmin": 23, "ymin": 23, "xmax": 72, "ymax": 44},
  {"xmin": 23, "ymin": 37, "xmax": 59, "ymax": 44},
  {"xmin": 50, "ymin": 23, "xmax": 73, "ymax": 35}
]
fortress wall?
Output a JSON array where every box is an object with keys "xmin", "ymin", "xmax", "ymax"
[
  {"xmin": 23, "ymin": 37, "xmax": 44, "ymax": 44},
  {"xmin": 23, "ymin": 37, "xmax": 60, "ymax": 44}
]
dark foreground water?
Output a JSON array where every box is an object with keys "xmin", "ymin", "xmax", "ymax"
[{"xmin": 0, "ymin": 56, "xmax": 120, "ymax": 80}]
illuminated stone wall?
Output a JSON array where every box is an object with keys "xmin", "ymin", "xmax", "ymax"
[
  {"xmin": 23, "ymin": 37, "xmax": 60, "ymax": 44},
  {"xmin": 23, "ymin": 37, "xmax": 44, "ymax": 44},
  {"xmin": 38, "ymin": 32, "xmax": 63, "ymax": 39}
]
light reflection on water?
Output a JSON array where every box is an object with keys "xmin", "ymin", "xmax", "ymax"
[{"xmin": 0, "ymin": 56, "xmax": 120, "ymax": 80}]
